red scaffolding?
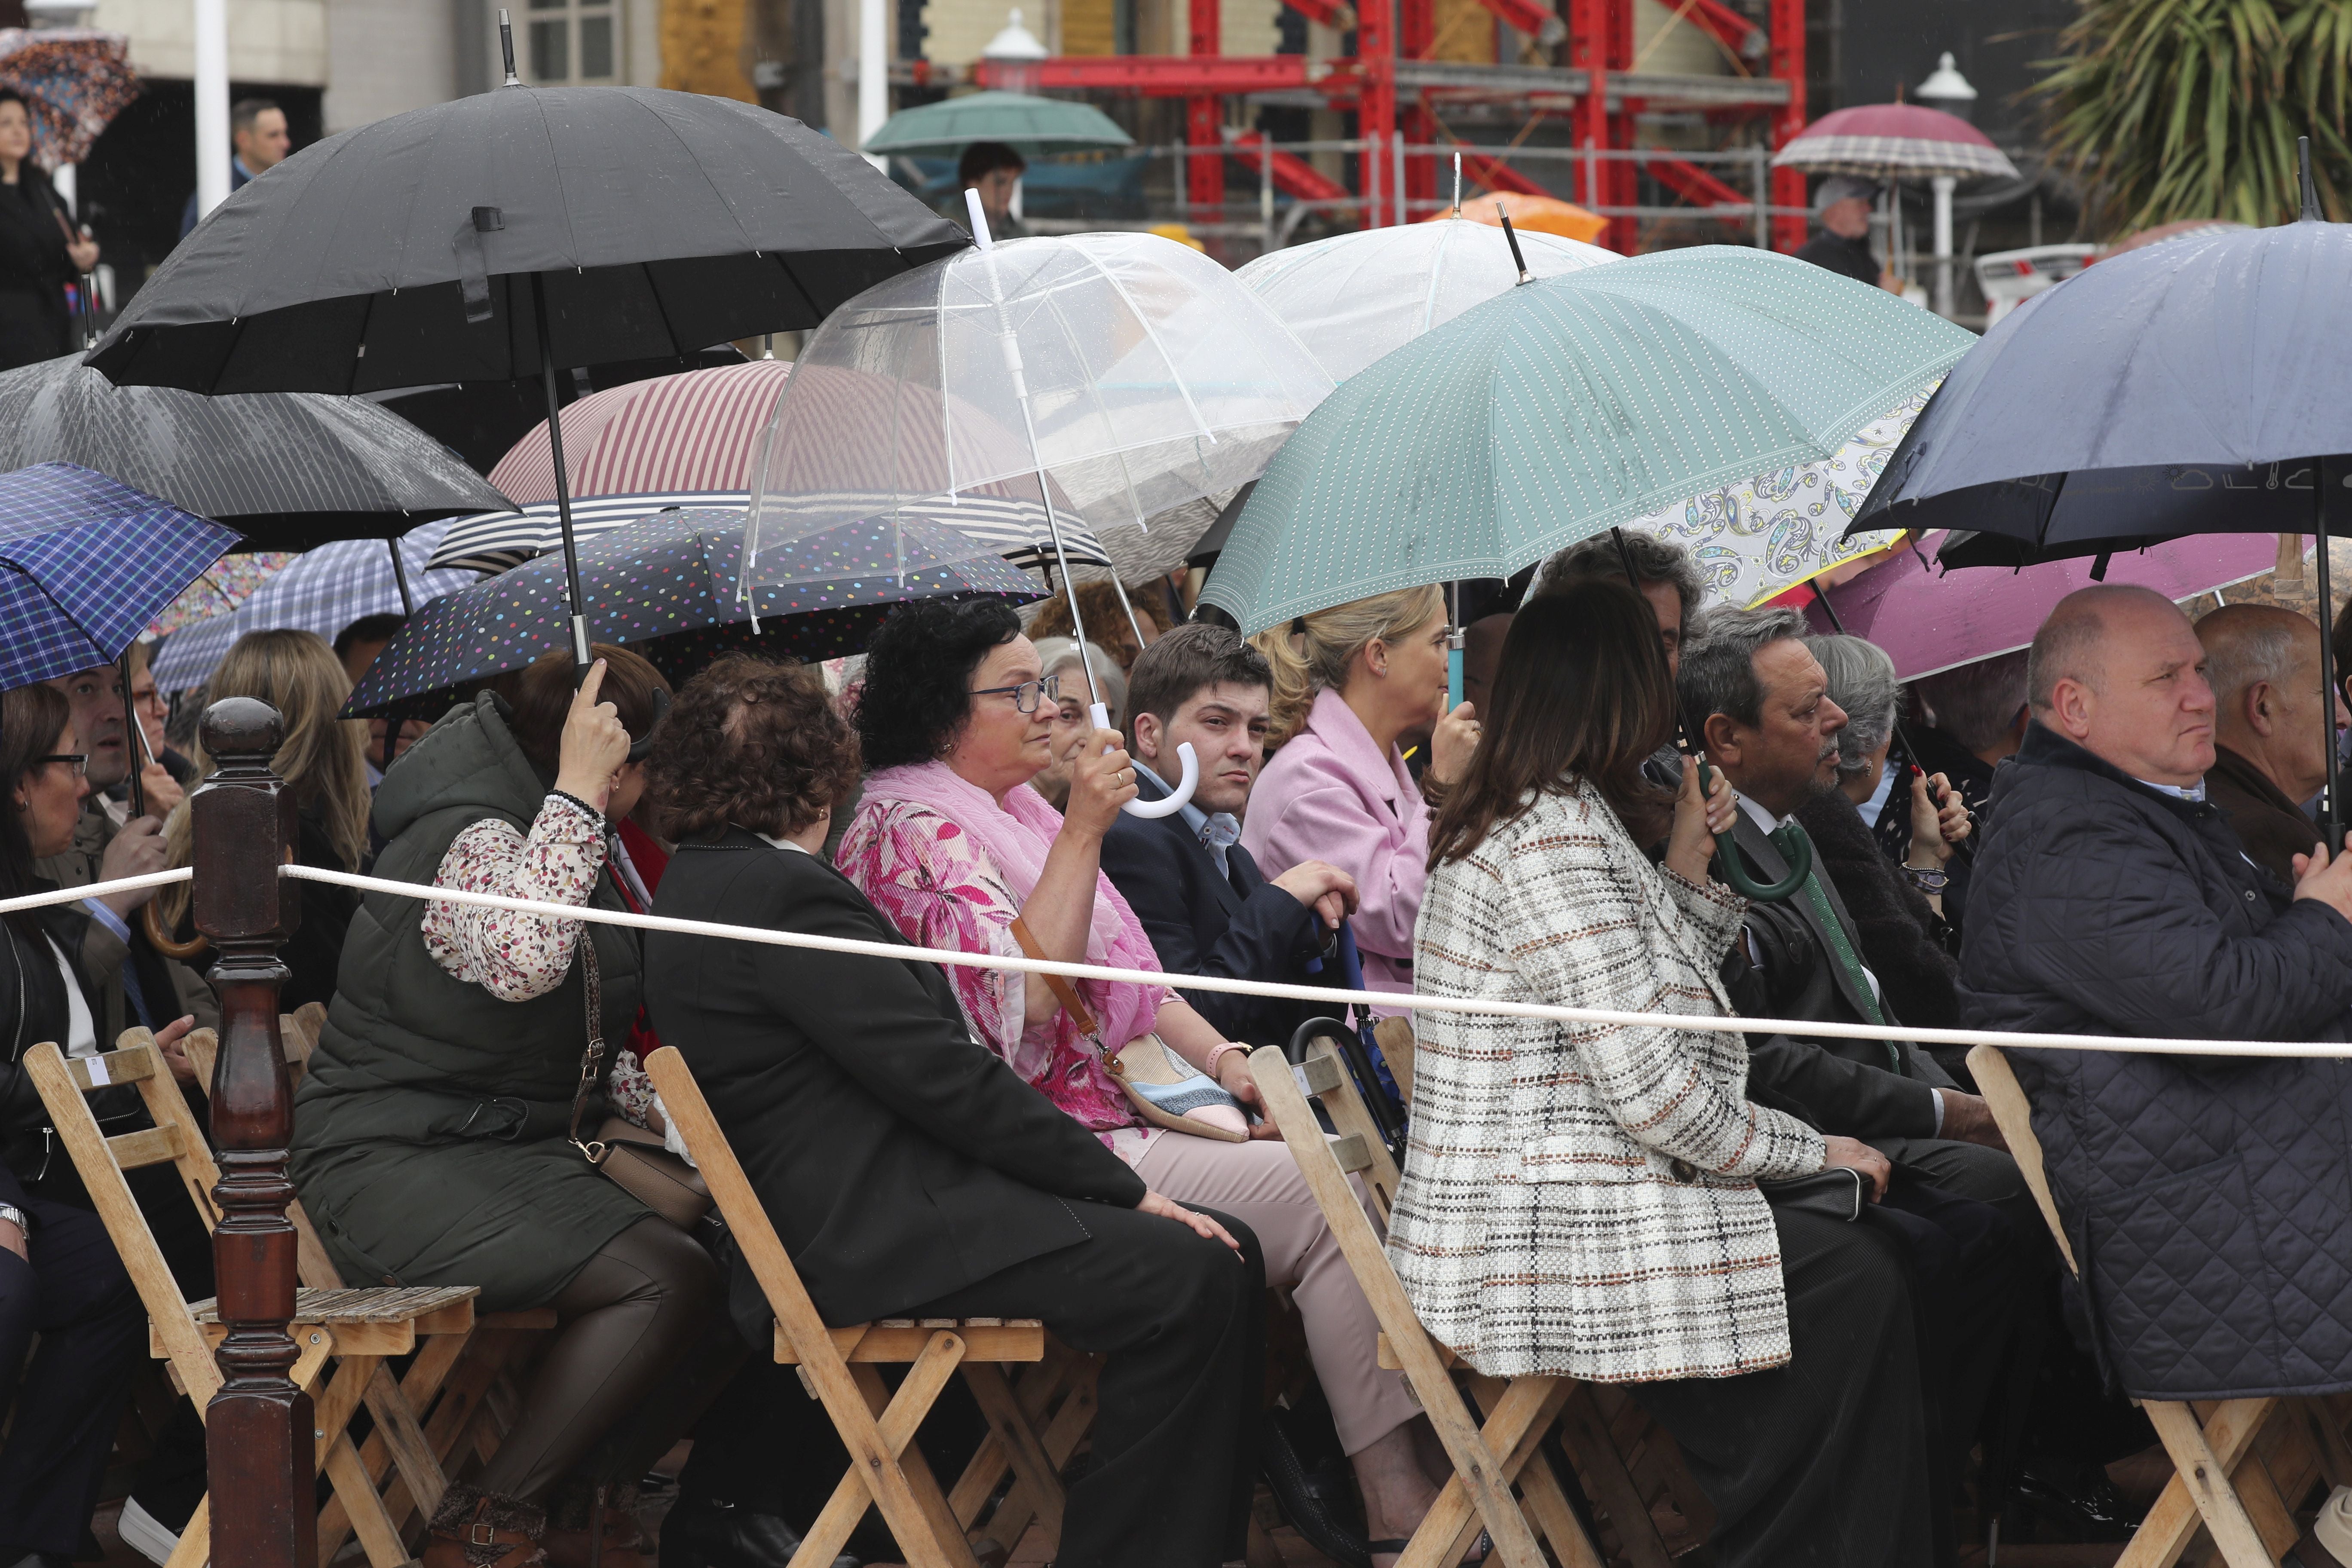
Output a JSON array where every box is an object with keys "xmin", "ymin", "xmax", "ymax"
[{"xmin": 971, "ymin": 0, "xmax": 1808, "ymax": 250}]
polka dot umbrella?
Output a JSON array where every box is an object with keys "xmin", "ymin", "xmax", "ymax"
[{"xmin": 343, "ymin": 506, "xmax": 1041, "ymax": 720}]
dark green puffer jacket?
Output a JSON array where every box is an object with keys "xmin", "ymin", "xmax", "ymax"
[{"xmin": 291, "ymin": 694, "xmax": 649, "ymax": 1309}]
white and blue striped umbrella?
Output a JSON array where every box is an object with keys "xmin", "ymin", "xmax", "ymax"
[
  {"xmin": 152, "ymin": 519, "xmax": 479, "ymax": 691},
  {"xmin": 0, "ymin": 463, "xmax": 239, "ymax": 691},
  {"xmin": 427, "ymin": 490, "xmax": 1114, "ymax": 576}
]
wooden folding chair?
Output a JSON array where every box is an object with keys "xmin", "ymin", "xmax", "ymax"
[
  {"xmin": 26, "ymin": 1034, "xmax": 487, "ymax": 1568},
  {"xmin": 1250, "ymin": 1043, "xmax": 1605, "ymax": 1568},
  {"xmin": 1970, "ymin": 1044, "xmax": 2352, "ymax": 1568},
  {"xmin": 184, "ymin": 1010, "xmax": 557, "ymax": 1562},
  {"xmin": 645, "ymin": 1044, "xmax": 1073, "ymax": 1568}
]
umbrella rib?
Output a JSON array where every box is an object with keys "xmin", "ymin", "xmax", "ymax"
[{"xmin": 1072, "ymin": 245, "xmax": 1217, "ymax": 448}]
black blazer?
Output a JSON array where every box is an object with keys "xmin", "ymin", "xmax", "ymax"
[
  {"xmin": 643, "ymin": 831, "xmax": 1148, "ymax": 1330},
  {"xmin": 1717, "ymin": 807, "xmax": 1952, "ymax": 1141},
  {"xmin": 1099, "ymin": 770, "xmax": 1338, "ymax": 1048}
]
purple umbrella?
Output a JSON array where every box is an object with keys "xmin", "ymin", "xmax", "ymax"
[{"xmin": 1802, "ymin": 531, "xmax": 2278, "ymax": 681}]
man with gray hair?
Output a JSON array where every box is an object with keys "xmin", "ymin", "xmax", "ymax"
[
  {"xmin": 1795, "ymin": 174, "xmax": 1899, "ymax": 290},
  {"xmin": 2195, "ymin": 602, "xmax": 2349, "ymax": 884},
  {"xmin": 1963, "ymin": 583, "xmax": 2352, "ymax": 1408}
]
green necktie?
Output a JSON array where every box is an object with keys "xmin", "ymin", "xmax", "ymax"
[{"xmin": 1773, "ymin": 826, "xmax": 1904, "ymax": 1075}]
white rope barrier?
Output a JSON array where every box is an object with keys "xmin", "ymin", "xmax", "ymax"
[
  {"xmin": 279, "ymin": 862, "xmax": 2352, "ymax": 1062},
  {"xmin": 0, "ymin": 867, "xmax": 192, "ymax": 913}
]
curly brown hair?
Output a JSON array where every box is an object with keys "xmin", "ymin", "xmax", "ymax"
[{"xmin": 650, "ymin": 655, "xmax": 860, "ymax": 840}]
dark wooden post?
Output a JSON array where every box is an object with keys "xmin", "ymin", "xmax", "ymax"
[{"xmin": 192, "ymin": 697, "xmax": 315, "ymax": 1568}]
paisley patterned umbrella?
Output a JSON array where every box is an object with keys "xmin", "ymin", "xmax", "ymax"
[
  {"xmin": 344, "ymin": 507, "xmax": 1041, "ymax": 718},
  {"xmin": 146, "ymin": 551, "xmax": 297, "ymax": 637},
  {"xmin": 0, "ymin": 29, "xmax": 138, "ymax": 169},
  {"xmin": 1613, "ymin": 386, "xmax": 1930, "ymax": 608}
]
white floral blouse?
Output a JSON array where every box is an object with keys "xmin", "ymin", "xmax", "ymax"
[{"xmin": 420, "ymin": 791, "xmax": 657, "ymax": 1129}]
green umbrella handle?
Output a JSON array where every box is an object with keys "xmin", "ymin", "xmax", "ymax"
[{"xmin": 1697, "ymin": 755, "xmax": 1812, "ymax": 902}]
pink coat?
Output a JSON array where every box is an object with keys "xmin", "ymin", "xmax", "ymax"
[{"xmin": 1240, "ymin": 686, "xmax": 1430, "ymax": 1000}]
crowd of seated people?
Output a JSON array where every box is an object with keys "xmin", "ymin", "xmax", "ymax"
[{"xmin": 26, "ymin": 546, "xmax": 2352, "ymax": 1568}]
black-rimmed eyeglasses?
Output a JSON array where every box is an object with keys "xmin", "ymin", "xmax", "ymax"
[
  {"xmin": 34, "ymin": 753, "xmax": 87, "ymax": 778},
  {"xmin": 969, "ymin": 674, "xmax": 1063, "ymax": 714}
]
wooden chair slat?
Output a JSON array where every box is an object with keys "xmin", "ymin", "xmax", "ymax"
[
  {"xmin": 775, "ymin": 1322, "xmax": 1049, "ymax": 1365},
  {"xmin": 67, "ymin": 1044, "xmax": 157, "ymax": 1090},
  {"xmin": 105, "ymin": 1124, "xmax": 185, "ymax": 1170}
]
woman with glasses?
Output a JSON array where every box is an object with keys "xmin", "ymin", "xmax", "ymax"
[
  {"xmin": 0, "ymin": 681, "xmax": 190, "ymax": 1567},
  {"xmin": 839, "ymin": 598, "xmax": 1446, "ymax": 1567}
]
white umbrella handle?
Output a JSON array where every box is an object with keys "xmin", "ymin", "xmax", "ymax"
[{"xmin": 1094, "ymin": 701, "xmax": 1197, "ymax": 817}]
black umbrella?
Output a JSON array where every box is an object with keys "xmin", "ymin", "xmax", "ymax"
[
  {"xmin": 86, "ymin": 12, "xmax": 965, "ymax": 668},
  {"xmin": 0, "ymin": 352, "xmax": 512, "ymax": 553},
  {"xmin": 1850, "ymin": 140, "xmax": 2352, "ymax": 845},
  {"xmin": 363, "ymin": 344, "xmax": 750, "ymax": 475}
]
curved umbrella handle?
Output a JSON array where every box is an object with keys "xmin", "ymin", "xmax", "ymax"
[
  {"xmin": 1700, "ymin": 756, "xmax": 1811, "ymax": 903},
  {"xmin": 1094, "ymin": 701, "xmax": 1199, "ymax": 818}
]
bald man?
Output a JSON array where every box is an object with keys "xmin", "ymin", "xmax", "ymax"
[
  {"xmin": 1961, "ymin": 584, "xmax": 2352, "ymax": 1405},
  {"xmin": 2197, "ymin": 603, "xmax": 2351, "ymax": 883}
]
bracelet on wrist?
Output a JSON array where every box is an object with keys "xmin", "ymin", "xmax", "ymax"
[
  {"xmin": 1902, "ymin": 863, "xmax": 1951, "ymax": 894},
  {"xmin": 1205, "ymin": 1041, "xmax": 1250, "ymax": 1081}
]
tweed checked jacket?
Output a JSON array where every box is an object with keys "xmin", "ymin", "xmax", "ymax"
[{"xmin": 1389, "ymin": 781, "xmax": 1828, "ymax": 1381}]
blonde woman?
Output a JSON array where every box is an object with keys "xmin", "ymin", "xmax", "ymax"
[
  {"xmin": 1241, "ymin": 585, "xmax": 1476, "ymax": 1003},
  {"xmin": 153, "ymin": 629, "xmax": 373, "ymax": 1012}
]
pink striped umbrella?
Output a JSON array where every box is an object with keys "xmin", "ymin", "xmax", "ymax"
[
  {"xmin": 1771, "ymin": 104, "xmax": 2019, "ymax": 181},
  {"xmin": 489, "ymin": 359, "xmax": 793, "ymax": 504}
]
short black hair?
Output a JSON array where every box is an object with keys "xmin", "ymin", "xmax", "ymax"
[
  {"xmin": 0, "ymin": 88, "xmax": 28, "ymax": 118},
  {"xmin": 959, "ymin": 141, "xmax": 1027, "ymax": 186},
  {"xmin": 856, "ymin": 597, "xmax": 1025, "ymax": 769},
  {"xmin": 333, "ymin": 612, "xmax": 407, "ymax": 661},
  {"xmin": 1122, "ymin": 623, "xmax": 1270, "ymax": 752},
  {"xmin": 231, "ymin": 98, "xmax": 282, "ymax": 136}
]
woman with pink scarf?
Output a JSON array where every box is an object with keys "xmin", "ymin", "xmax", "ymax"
[{"xmin": 839, "ymin": 599, "xmax": 1443, "ymax": 1566}]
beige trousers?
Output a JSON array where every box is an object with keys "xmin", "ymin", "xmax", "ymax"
[{"xmin": 1135, "ymin": 1131, "xmax": 1420, "ymax": 1455}]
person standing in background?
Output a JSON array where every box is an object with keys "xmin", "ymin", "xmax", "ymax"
[
  {"xmin": 958, "ymin": 141, "xmax": 1028, "ymax": 238},
  {"xmin": 0, "ymin": 89, "xmax": 98, "ymax": 374},
  {"xmin": 176, "ymin": 98, "xmax": 290, "ymax": 240},
  {"xmin": 1795, "ymin": 175, "xmax": 1899, "ymax": 291}
]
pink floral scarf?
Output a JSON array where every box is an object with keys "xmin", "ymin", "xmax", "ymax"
[{"xmin": 858, "ymin": 760, "xmax": 1168, "ymax": 1049}]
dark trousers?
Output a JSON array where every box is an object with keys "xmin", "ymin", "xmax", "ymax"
[
  {"xmin": 907, "ymin": 1201, "xmax": 1266, "ymax": 1568},
  {"xmin": 0, "ymin": 1190, "xmax": 149, "ymax": 1558},
  {"xmin": 1629, "ymin": 1206, "xmax": 1935, "ymax": 1568}
]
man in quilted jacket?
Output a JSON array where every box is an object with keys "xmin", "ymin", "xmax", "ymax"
[{"xmin": 1963, "ymin": 583, "xmax": 2352, "ymax": 1402}]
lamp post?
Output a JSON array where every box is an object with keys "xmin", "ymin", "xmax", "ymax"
[
  {"xmin": 980, "ymin": 9, "xmax": 1048, "ymax": 218},
  {"xmin": 1915, "ymin": 51, "xmax": 1976, "ymax": 319}
]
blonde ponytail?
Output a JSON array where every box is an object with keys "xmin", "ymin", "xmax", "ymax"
[{"xmin": 1250, "ymin": 583, "xmax": 1447, "ymax": 750}]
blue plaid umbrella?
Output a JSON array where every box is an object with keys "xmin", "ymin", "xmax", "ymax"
[{"xmin": 0, "ymin": 463, "xmax": 239, "ymax": 692}]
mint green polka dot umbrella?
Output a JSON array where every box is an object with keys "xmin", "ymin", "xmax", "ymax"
[{"xmin": 1198, "ymin": 245, "xmax": 1977, "ymax": 634}]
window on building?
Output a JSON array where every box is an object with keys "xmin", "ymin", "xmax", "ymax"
[{"xmin": 528, "ymin": 0, "xmax": 620, "ymax": 84}]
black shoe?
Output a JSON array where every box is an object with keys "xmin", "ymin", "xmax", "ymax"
[
  {"xmin": 1259, "ymin": 1412, "xmax": 1371, "ymax": 1568},
  {"xmin": 659, "ymin": 1496, "xmax": 858, "ymax": 1568},
  {"xmin": 2012, "ymin": 1458, "xmax": 2144, "ymax": 1543}
]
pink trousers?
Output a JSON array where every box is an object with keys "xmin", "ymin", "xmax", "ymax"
[{"xmin": 1135, "ymin": 1132, "xmax": 1421, "ymax": 1455}]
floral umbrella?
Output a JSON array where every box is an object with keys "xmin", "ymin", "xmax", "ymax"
[
  {"xmin": 0, "ymin": 29, "xmax": 138, "ymax": 168},
  {"xmin": 146, "ymin": 551, "xmax": 297, "ymax": 637}
]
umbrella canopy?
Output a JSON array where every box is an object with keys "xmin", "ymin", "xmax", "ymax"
[
  {"xmin": 1771, "ymin": 103, "xmax": 2021, "ymax": 181},
  {"xmin": 152, "ymin": 521, "xmax": 480, "ymax": 691},
  {"xmin": 431, "ymin": 490, "xmax": 1113, "ymax": 576},
  {"xmin": 862, "ymin": 91, "xmax": 1134, "ymax": 156},
  {"xmin": 746, "ymin": 230, "xmax": 1330, "ymax": 604},
  {"xmin": 1442, "ymin": 193, "xmax": 1610, "ymax": 245},
  {"xmin": 85, "ymin": 87, "xmax": 966, "ymax": 395},
  {"xmin": 147, "ymin": 552, "xmax": 296, "ymax": 636},
  {"xmin": 0, "ymin": 28, "xmax": 138, "ymax": 169},
  {"xmin": 1616, "ymin": 386, "xmax": 1930, "ymax": 609},
  {"xmin": 1849, "ymin": 215, "xmax": 2352, "ymax": 548},
  {"xmin": 1200, "ymin": 245, "xmax": 1974, "ymax": 634},
  {"xmin": 345, "ymin": 508, "xmax": 1042, "ymax": 718},
  {"xmin": 364, "ymin": 344, "xmax": 748, "ymax": 474},
  {"xmin": 0, "ymin": 463, "xmax": 239, "ymax": 691},
  {"xmin": 0, "ymin": 353, "xmax": 514, "ymax": 550},
  {"xmin": 1236, "ymin": 215, "xmax": 1619, "ymax": 384},
  {"xmin": 487, "ymin": 359, "xmax": 792, "ymax": 505},
  {"xmin": 1803, "ymin": 531, "xmax": 2276, "ymax": 681}
]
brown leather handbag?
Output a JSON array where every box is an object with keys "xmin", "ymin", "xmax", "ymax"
[{"xmin": 568, "ymin": 940, "xmax": 713, "ymax": 1228}]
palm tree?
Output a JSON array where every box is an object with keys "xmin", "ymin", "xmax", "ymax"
[{"xmin": 2038, "ymin": 0, "xmax": 2352, "ymax": 233}]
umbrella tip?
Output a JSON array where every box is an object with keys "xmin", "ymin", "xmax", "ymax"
[
  {"xmin": 1496, "ymin": 202, "xmax": 1531, "ymax": 285},
  {"xmin": 1452, "ymin": 151, "xmax": 1462, "ymax": 216},
  {"xmin": 2301, "ymin": 135, "xmax": 2322, "ymax": 221},
  {"xmin": 498, "ymin": 8, "xmax": 522, "ymax": 86},
  {"xmin": 964, "ymin": 186, "xmax": 995, "ymax": 251}
]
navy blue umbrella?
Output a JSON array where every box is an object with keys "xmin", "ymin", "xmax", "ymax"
[
  {"xmin": 0, "ymin": 462, "xmax": 239, "ymax": 691},
  {"xmin": 343, "ymin": 507, "xmax": 1043, "ymax": 719},
  {"xmin": 1849, "ymin": 143, "xmax": 2352, "ymax": 839}
]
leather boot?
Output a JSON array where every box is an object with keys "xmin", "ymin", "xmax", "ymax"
[
  {"xmin": 658, "ymin": 1495, "xmax": 861, "ymax": 1568},
  {"xmin": 542, "ymin": 1497, "xmax": 645, "ymax": 1568},
  {"xmin": 421, "ymin": 1485, "xmax": 547, "ymax": 1568}
]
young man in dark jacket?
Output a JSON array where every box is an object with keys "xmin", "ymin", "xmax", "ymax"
[
  {"xmin": 1962, "ymin": 584, "xmax": 2352, "ymax": 1402},
  {"xmin": 1099, "ymin": 625, "xmax": 1357, "ymax": 1049}
]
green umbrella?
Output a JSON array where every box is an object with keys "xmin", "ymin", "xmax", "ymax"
[
  {"xmin": 863, "ymin": 91, "xmax": 1134, "ymax": 157},
  {"xmin": 1198, "ymin": 245, "xmax": 1977, "ymax": 635}
]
